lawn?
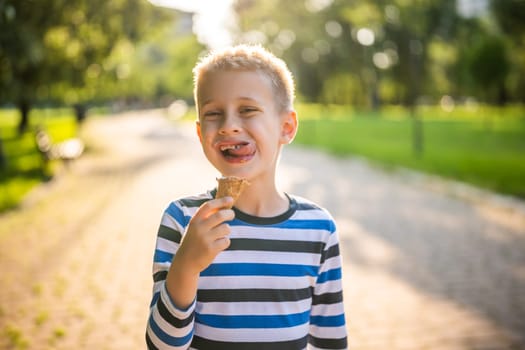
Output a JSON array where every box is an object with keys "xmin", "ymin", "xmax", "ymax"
[
  {"xmin": 0, "ymin": 108, "xmax": 81, "ymax": 212},
  {"xmin": 294, "ymin": 104, "xmax": 525, "ymax": 198},
  {"xmin": 1, "ymin": 104, "xmax": 524, "ymax": 213}
]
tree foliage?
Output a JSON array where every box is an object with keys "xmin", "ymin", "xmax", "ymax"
[
  {"xmin": 232, "ymin": 0, "xmax": 524, "ymax": 106},
  {"xmin": 0, "ymin": 0, "xmax": 181, "ymax": 130}
]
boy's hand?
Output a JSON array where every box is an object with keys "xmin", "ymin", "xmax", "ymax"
[{"xmin": 174, "ymin": 196, "xmax": 235, "ymax": 274}]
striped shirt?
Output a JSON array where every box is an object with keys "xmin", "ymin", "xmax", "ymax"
[{"xmin": 146, "ymin": 191, "xmax": 348, "ymax": 349}]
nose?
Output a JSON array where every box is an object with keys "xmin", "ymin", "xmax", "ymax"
[{"xmin": 219, "ymin": 113, "xmax": 241, "ymax": 135}]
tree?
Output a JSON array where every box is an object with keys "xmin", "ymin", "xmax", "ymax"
[
  {"xmin": 0, "ymin": 0, "xmax": 59, "ymax": 133},
  {"xmin": 467, "ymin": 35, "xmax": 510, "ymax": 104},
  {"xmin": 233, "ymin": 0, "xmax": 363, "ymax": 104},
  {"xmin": 0, "ymin": 0, "xmax": 174, "ymax": 132},
  {"xmin": 490, "ymin": 0, "xmax": 525, "ymax": 102},
  {"xmin": 232, "ymin": 0, "xmax": 525, "ymax": 106}
]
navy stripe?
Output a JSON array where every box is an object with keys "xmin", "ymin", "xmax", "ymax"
[
  {"xmin": 321, "ymin": 243, "xmax": 340, "ymax": 264},
  {"xmin": 196, "ymin": 310, "xmax": 310, "ymax": 329},
  {"xmin": 197, "ymin": 287, "xmax": 312, "ymax": 303},
  {"xmin": 153, "ymin": 270, "xmax": 167, "ymax": 283},
  {"xmin": 310, "ymin": 313, "xmax": 346, "ymax": 327},
  {"xmin": 232, "ymin": 195, "xmax": 297, "ymax": 225},
  {"xmin": 157, "ymin": 293, "xmax": 195, "ymax": 328},
  {"xmin": 317, "ymin": 268, "xmax": 342, "ymax": 283},
  {"xmin": 192, "ymin": 335, "xmax": 308, "ymax": 350},
  {"xmin": 153, "ymin": 249, "xmax": 173, "ymax": 263},
  {"xmin": 296, "ymin": 201, "xmax": 320, "ymax": 211},
  {"xmin": 326, "ymin": 243, "xmax": 340, "ymax": 259},
  {"xmin": 309, "ymin": 335, "xmax": 348, "ymax": 349},
  {"xmin": 178, "ymin": 197, "xmax": 209, "ymax": 208},
  {"xmin": 228, "ymin": 238, "xmax": 324, "ymax": 254},
  {"xmin": 157, "ymin": 225, "xmax": 182, "ymax": 244},
  {"xmin": 200, "ymin": 263, "xmax": 318, "ymax": 277},
  {"xmin": 145, "ymin": 332, "xmax": 159, "ymax": 350},
  {"xmin": 312, "ymin": 291, "xmax": 343, "ymax": 305},
  {"xmin": 148, "ymin": 314, "xmax": 193, "ymax": 346}
]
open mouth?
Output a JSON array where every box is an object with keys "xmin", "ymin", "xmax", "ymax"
[{"xmin": 218, "ymin": 141, "xmax": 255, "ymax": 162}]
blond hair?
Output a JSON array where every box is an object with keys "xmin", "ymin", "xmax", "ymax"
[{"xmin": 193, "ymin": 44, "xmax": 295, "ymax": 113}]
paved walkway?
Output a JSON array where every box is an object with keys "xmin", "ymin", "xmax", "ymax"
[{"xmin": 0, "ymin": 110, "xmax": 524, "ymax": 349}]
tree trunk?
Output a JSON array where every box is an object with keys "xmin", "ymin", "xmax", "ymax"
[
  {"xmin": 411, "ymin": 106, "xmax": 423, "ymax": 158},
  {"xmin": 0, "ymin": 133, "xmax": 6, "ymax": 171},
  {"xmin": 17, "ymin": 100, "xmax": 31, "ymax": 136},
  {"xmin": 74, "ymin": 103, "xmax": 88, "ymax": 124},
  {"xmin": 497, "ymin": 83, "xmax": 508, "ymax": 106}
]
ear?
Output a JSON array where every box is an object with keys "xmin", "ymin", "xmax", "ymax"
[
  {"xmin": 280, "ymin": 109, "xmax": 298, "ymax": 145},
  {"xmin": 196, "ymin": 120, "xmax": 203, "ymax": 143}
]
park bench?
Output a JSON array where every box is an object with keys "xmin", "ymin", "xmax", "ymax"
[{"xmin": 35, "ymin": 127, "xmax": 84, "ymax": 165}]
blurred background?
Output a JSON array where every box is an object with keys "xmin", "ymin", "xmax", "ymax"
[
  {"xmin": 1, "ymin": 0, "xmax": 525, "ymax": 349},
  {"xmin": 1, "ymin": 0, "xmax": 524, "ymax": 209}
]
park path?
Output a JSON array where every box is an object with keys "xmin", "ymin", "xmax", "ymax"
[{"xmin": 0, "ymin": 110, "xmax": 524, "ymax": 349}]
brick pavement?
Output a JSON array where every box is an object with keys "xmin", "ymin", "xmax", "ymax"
[{"xmin": 1, "ymin": 110, "xmax": 524, "ymax": 349}]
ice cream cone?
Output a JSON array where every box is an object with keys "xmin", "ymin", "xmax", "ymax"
[{"xmin": 215, "ymin": 176, "xmax": 250, "ymax": 205}]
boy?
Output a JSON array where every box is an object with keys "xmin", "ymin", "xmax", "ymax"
[{"xmin": 146, "ymin": 44, "xmax": 348, "ymax": 349}]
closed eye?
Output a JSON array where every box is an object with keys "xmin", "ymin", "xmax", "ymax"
[
  {"xmin": 239, "ymin": 107, "xmax": 259, "ymax": 116},
  {"xmin": 202, "ymin": 111, "xmax": 222, "ymax": 119}
]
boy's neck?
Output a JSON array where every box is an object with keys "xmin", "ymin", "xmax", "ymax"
[{"xmin": 234, "ymin": 180, "xmax": 289, "ymax": 218}]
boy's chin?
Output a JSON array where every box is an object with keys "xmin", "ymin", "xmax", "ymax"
[
  {"xmin": 216, "ymin": 166, "xmax": 255, "ymax": 180},
  {"xmin": 219, "ymin": 170, "xmax": 251, "ymax": 180}
]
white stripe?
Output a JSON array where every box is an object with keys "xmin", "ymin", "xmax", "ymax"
[
  {"xmin": 157, "ymin": 237, "xmax": 179, "ymax": 254},
  {"xmin": 153, "ymin": 261, "xmax": 171, "ymax": 276},
  {"xmin": 194, "ymin": 323, "xmax": 309, "ymax": 342},
  {"xmin": 197, "ymin": 299, "xmax": 312, "ymax": 316},
  {"xmin": 318, "ymin": 255, "xmax": 342, "ymax": 274},
  {"xmin": 313, "ymin": 279, "xmax": 342, "ymax": 295},
  {"xmin": 151, "ymin": 301, "xmax": 194, "ymax": 340},
  {"xmin": 161, "ymin": 214, "xmax": 185, "ymax": 232},
  {"xmin": 291, "ymin": 208, "xmax": 331, "ymax": 221},
  {"xmin": 198, "ymin": 275, "xmax": 314, "ymax": 290},
  {"xmin": 309, "ymin": 324, "xmax": 347, "ymax": 339},
  {"xmin": 215, "ymin": 250, "xmax": 321, "ymax": 265},
  {"xmin": 230, "ymin": 225, "xmax": 330, "ymax": 242},
  {"xmin": 310, "ymin": 302, "xmax": 345, "ymax": 316},
  {"xmin": 160, "ymin": 284, "xmax": 196, "ymax": 319},
  {"xmin": 152, "ymin": 281, "xmax": 163, "ymax": 295}
]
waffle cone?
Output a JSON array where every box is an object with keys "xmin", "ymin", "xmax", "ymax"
[{"xmin": 215, "ymin": 176, "xmax": 250, "ymax": 204}]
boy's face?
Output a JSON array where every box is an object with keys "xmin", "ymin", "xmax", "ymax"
[{"xmin": 196, "ymin": 70, "xmax": 297, "ymax": 181}]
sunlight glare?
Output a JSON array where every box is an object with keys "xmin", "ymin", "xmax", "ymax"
[{"xmin": 148, "ymin": 0, "xmax": 237, "ymax": 49}]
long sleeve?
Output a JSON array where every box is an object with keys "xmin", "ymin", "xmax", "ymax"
[
  {"xmin": 308, "ymin": 222, "xmax": 348, "ymax": 349},
  {"xmin": 146, "ymin": 202, "xmax": 195, "ymax": 350}
]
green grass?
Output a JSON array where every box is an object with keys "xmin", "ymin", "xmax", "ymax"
[
  {"xmin": 1, "ymin": 104, "xmax": 524, "ymax": 213},
  {"xmin": 294, "ymin": 104, "xmax": 525, "ymax": 198},
  {"xmin": 0, "ymin": 108, "xmax": 80, "ymax": 212}
]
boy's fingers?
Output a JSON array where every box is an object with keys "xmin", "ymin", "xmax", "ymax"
[
  {"xmin": 210, "ymin": 222, "xmax": 231, "ymax": 240},
  {"xmin": 197, "ymin": 197, "xmax": 234, "ymax": 219},
  {"xmin": 210, "ymin": 196, "xmax": 234, "ymax": 210},
  {"xmin": 189, "ymin": 206, "xmax": 234, "ymax": 239},
  {"xmin": 206, "ymin": 209, "xmax": 235, "ymax": 229},
  {"xmin": 212, "ymin": 236, "xmax": 231, "ymax": 252}
]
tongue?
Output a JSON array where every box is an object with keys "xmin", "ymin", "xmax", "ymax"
[{"xmin": 227, "ymin": 143, "xmax": 255, "ymax": 157}]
